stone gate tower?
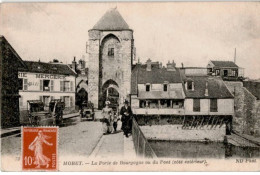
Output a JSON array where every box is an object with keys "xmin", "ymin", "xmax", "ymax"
[{"xmin": 88, "ymin": 8, "xmax": 134, "ymax": 109}]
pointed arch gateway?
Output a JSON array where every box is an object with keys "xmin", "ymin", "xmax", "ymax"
[{"xmin": 99, "ymin": 79, "xmax": 121, "ymax": 109}]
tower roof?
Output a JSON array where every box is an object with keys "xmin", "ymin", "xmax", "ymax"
[{"xmin": 92, "ymin": 8, "xmax": 131, "ymax": 31}]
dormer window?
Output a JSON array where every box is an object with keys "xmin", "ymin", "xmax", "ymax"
[
  {"xmin": 186, "ymin": 79, "xmax": 194, "ymax": 91},
  {"xmin": 146, "ymin": 84, "xmax": 150, "ymax": 92},
  {"xmin": 187, "ymin": 81, "xmax": 193, "ymax": 90},
  {"xmin": 163, "ymin": 84, "xmax": 168, "ymax": 91}
]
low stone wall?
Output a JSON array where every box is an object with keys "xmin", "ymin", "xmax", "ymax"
[
  {"xmin": 225, "ymin": 81, "xmax": 259, "ymax": 137},
  {"xmin": 140, "ymin": 124, "xmax": 226, "ymax": 142}
]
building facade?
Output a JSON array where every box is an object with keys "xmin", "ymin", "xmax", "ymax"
[
  {"xmin": 207, "ymin": 60, "xmax": 244, "ymax": 81},
  {"xmin": 69, "ymin": 56, "xmax": 89, "ymax": 108},
  {"xmin": 131, "ymin": 60, "xmax": 185, "ymax": 115},
  {"xmin": 18, "ymin": 61, "xmax": 76, "ymax": 115},
  {"xmin": 0, "ymin": 36, "xmax": 27, "ymax": 128},
  {"xmin": 130, "ymin": 59, "xmax": 235, "ymax": 141},
  {"xmin": 88, "ymin": 8, "xmax": 134, "ymax": 109}
]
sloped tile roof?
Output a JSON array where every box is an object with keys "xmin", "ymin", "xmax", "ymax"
[
  {"xmin": 92, "ymin": 8, "xmax": 131, "ymax": 31},
  {"xmin": 184, "ymin": 76, "xmax": 234, "ymax": 99},
  {"xmin": 20, "ymin": 61, "xmax": 76, "ymax": 76},
  {"xmin": 131, "ymin": 64, "xmax": 182, "ymax": 94},
  {"xmin": 0, "ymin": 35, "xmax": 27, "ymax": 69},
  {"xmin": 211, "ymin": 60, "xmax": 238, "ymax": 68}
]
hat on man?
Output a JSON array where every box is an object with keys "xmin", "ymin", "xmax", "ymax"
[
  {"xmin": 124, "ymin": 99, "xmax": 129, "ymax": 104},
  {"xmin": 105, "ymin": 101, "xmax": 110, "ymax": 105}
]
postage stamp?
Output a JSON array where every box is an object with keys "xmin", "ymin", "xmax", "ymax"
[{"xmin": 22, "ymin": 127, "xmax": 58, "ymax": 171}]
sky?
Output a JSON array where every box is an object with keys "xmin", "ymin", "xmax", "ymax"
[{"xmin": 0, "ymin": 2, "xmax": 260, "ymax": 79}]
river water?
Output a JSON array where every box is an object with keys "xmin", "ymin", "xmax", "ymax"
[{"xmin": 149, "ymin": 140, "xmax": 260, "ymax": 158}]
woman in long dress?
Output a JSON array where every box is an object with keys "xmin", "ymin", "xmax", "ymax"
[
  {"xmin": 101, "ymin": 101, "xmax": 113, "ymax": 134},
  {"xmin": 28, "ymin": 130, "xmax": 53, "ymax": 168}
]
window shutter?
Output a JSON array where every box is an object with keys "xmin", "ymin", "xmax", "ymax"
[
  {"xmin": 60, "ymin": 81, "xmax": 64, "ymax": 92},
  {"xmin": 70, "ymin": 96, "xmax": 73, "ymax": 107},
  {"xmin": 50, "ymin": 80, "xmax": 54, "ymax": 91},
  {"xmin": 210, "ymin": 99, "xmax": 218, "ymax": 112},
  {"xmin": 70, "ymin": 81, "xmax": 74, "ymax": 91},
  {"xmin": 24, "ymin": 79, "xmax": 28, "ymax": 90},
  {"xmin": 193, "ymin": 99, "xmax": 200, "ymax": 112},
  {"xmin": 40, "ymin": 80, "xmax": 43, "ymax": 91}
]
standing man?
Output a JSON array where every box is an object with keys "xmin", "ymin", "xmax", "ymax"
[{"xmin": 120, "ymin": 100, "xmax": 133, "ymax": 137}]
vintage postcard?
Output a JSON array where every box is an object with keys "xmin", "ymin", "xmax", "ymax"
[{"xmin": 0, "ymin": 1, "xmax": 260, "ymax": 172}]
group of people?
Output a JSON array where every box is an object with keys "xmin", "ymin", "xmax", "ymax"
[{"xmin": 101, "ymin": 100, "xmax": 133, "ymax": 137}]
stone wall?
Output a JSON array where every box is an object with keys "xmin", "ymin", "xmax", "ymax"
[
  {"xmin": 88, "ymin": 30, "xmax": 133, "ymax": 109},
  {"xmin": 225, "ymin": 81, "xmax": 259, "ymax": 136},
  {"xmin": 140, "ymin": 125, "xmax": 226, "ymax": 142}
]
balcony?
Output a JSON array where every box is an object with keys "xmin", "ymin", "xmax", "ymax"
[{"xmin": 133, "ymin": 108, "xmax": 184, "ymax": 115}]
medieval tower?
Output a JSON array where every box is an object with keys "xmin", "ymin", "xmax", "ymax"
[{"xmin": 88, "ymin": 8, "xmax": 134, "ymax": 109}]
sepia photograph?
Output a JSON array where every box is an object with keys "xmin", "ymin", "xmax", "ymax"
[{"xmin": 0, "ymin": 1, "xmax": 259, "ymax": 171}]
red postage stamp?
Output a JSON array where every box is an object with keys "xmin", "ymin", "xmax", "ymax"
[{"xmin": 22, "ymin": 127, "xmax": 58, "ymax": 171}]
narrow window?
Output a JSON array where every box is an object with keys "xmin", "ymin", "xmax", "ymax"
[
  {"xmin": 193, "ymin": 99, "xmax": 200, "ymax": 112},
  {"xmin": 64, "ymin": 81, "xmax": 70, "ymax": 92},
  {"xmin": 146, "ymin": 84, "xmax": 150, "ymax": 92},
  {"xmin": 163, "ymin": 84, "xmax": 168, "ymax": 91},
  {"xmin": 210, "ymin": 99, "xmax": 218, "ymax": 112},
  {"xmin": 223, "ymin": 70, "xmax": 228, "ymax": 77},
  {"xmin": 187, "ymin": 81, "xmax": 193, "ymax": 90},
  {"xmin": 43, "ymin": 80, "xmax": 50, "ymax": 91},
  {"xmin": 18, "ymin": 78, "xmax": 23, "ymax": 90},
  {"xmin": 108, "ymin": 48, "xmax": 114, "ymax": 57}
]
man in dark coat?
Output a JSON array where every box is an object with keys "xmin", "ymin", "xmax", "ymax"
[{"xmin": 120, "ymin": 100, "xmax": 133, "ymax": 137}]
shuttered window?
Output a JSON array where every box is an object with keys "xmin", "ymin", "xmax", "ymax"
[
  {"xmin": 193, "ymin": 99, "xmax": 200, "ymax": 112},
  {"xmin": 60, "ymin": 81, "xmax": 64, "ymax": 92},
  {"xmin": 40, "ymin": 80, "xmax": 43, "ymax": 91},
  {"xmin": 64, "ymin": 81, "xmax": 70, "ymax": 92},
  {"xmin": 70, "ymin": 81, "xmax": 74, "ymax": 91},
  {"xmin": 24, "ymin": 79, "xmax": 28, "ymax": 90},
  {"xmin": 70, "ymin": 96, "xmax": 73, "ymax": 107},
  {"xmin": 210, "ymin": 99, "xmax": 218, "ymax": 112}
]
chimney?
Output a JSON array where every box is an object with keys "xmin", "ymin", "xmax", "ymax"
[
  {"xmin": 72, "ymin": 56, "xmax": 77, "ymax": 71},
  {"xmin": 166, "ymin": 60, "xmax": 176, "ymax": 71},
  {"xmin": 181, "ymin": 62, "xmax": 184, "ymax": 68},
  {"xmin": 146, "ymin": 58, "xmax": 152, "ymax": 71},
  {"xmin": 204, "ymin": 81, "xmax": 209, "ymax": 96}
]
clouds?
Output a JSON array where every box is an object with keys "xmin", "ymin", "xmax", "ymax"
[{"xmin": 0, "ymin": 2, "xmax": 259, "ymax": 78}]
